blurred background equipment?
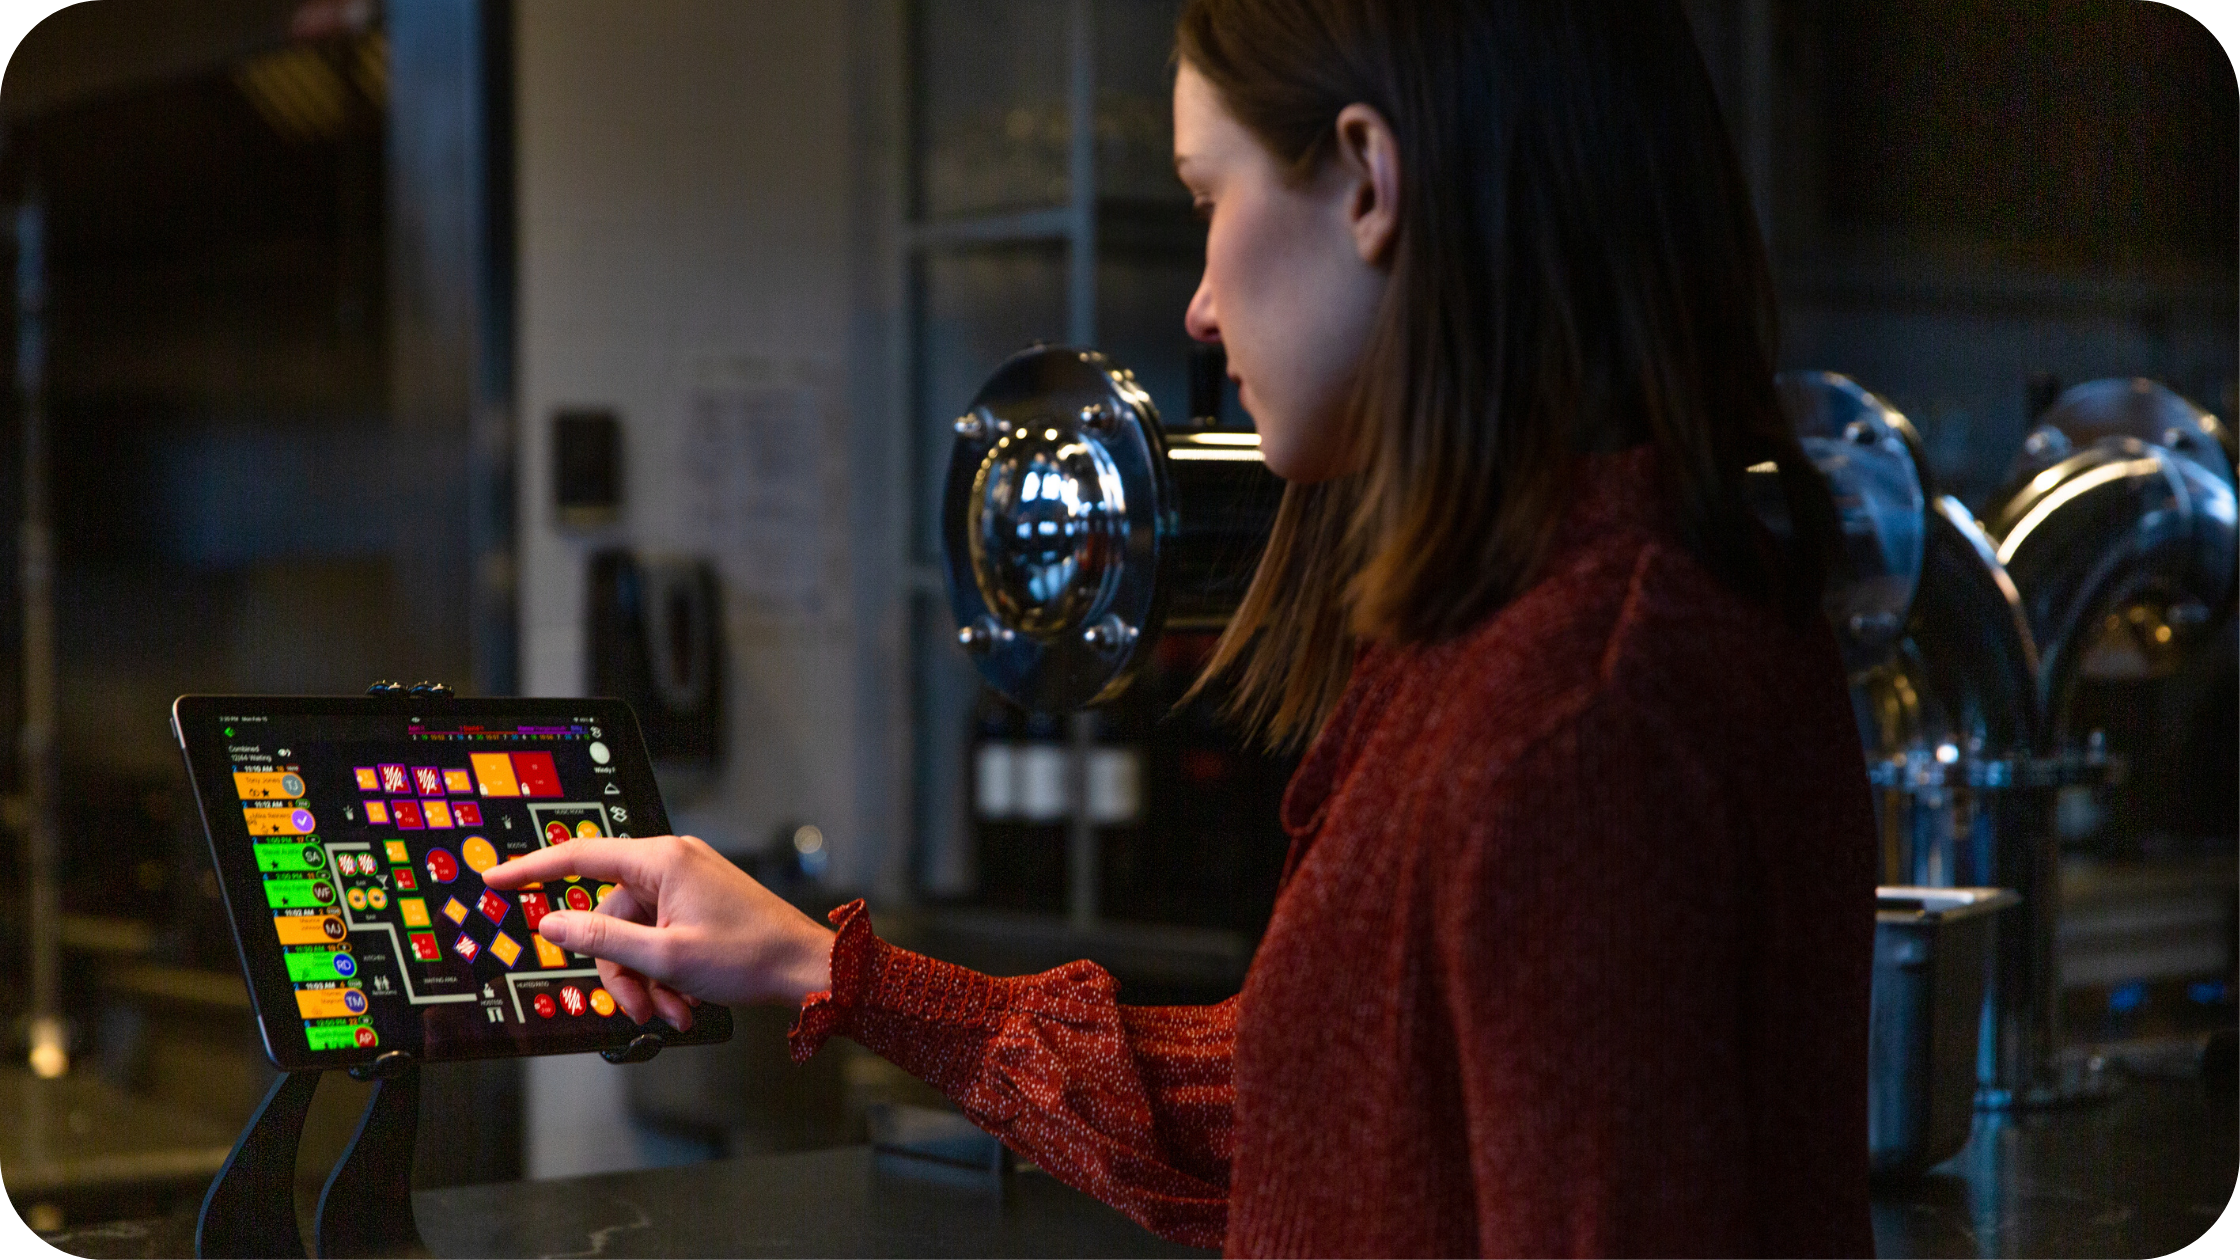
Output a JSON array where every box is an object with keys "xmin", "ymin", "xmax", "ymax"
[
  {"xmin": 1, "ymin": 0, "xmax": 523, "ymax": 1227},
  {"xmin": 1764, "ymin": 371, "xmax": 1931, "ymax": 674},
  {"xmin": 1990, "ymin": 378, "xmax": 2236, "ymax": 728},
  {"xmin": 1828, "ymin": 369, "xmax": 2238, "ymax": 1109},
  {"xmin": 943, "ymin": 347, "xmax": 1172, "ymax": 716},
  {"xmin": 17, "ymin": 185, "xmax": 64, "ymax": 1086},
  {"xmin": 0, "ymin": 0, "xmax": 2230, "ymax": 1235},
  {"xmin": 936, "ymin": 338, "xmax": 1293, "ymax": 962},
  {"xmin": 551, "ymin": 408, "xmax": 623, "ymax": 530},
  {"xmin": 587, "ymin": 551, "xmax": 725, "ymax": 772},
  {"xmin": 930, "ymin": 350, "xmax": 2230, "ymax": 1130},
  {"xmin": 1869, "ymin": 886, "xmax": 2019, "ymax": 1178},
  {"xmin": 1984, "ymin": 378, "xmax": 2238, "ymax": 1093}
]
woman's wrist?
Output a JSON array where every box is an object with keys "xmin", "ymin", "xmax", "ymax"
[{"xmin": 781, "ymin": 917, "xmax": 836, "ymax": 1004}]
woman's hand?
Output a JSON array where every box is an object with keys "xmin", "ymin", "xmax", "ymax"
[{"xmin": 481, "ymin": 834, "xmax": 833, "ymax": 1031}]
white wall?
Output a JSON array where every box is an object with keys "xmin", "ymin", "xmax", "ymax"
[{"xmin": 511, "ymin": 0, "xmax": 887, "ymax": 1180}]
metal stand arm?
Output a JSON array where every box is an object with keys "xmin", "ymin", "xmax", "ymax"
[
  {"xmin": 314, "ymin": 1058, "xmax": 430, "ymax": 1259},
  {"xmin": 197, "ymin": 1070, "xmax": 320, "ymax": 1259},
  {"xmin": 199, "ymin": 1053, "xmax": 433, "ymax": 1259}
]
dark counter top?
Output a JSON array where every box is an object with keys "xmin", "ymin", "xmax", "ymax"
[
  {"xmin": 1870, "ymin": 1073, "xmax": 2234, "ymax": 1258},
  {"xmin": 33, "ymin": 1076, "xmax": 2233, "ymax": 1258},
  {"xmin": 31, "ymin": 1146, "xmax": 1211, "ymax": 1259}
]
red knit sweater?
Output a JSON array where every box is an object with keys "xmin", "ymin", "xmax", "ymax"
[{"xmin": 792, "ymin": 447, "xmax": 1879, "ymax": 1257}]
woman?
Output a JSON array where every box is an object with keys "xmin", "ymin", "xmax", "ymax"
[{"xmin": 486, "ymin": 1, "xmax": 1879, "ymax": 1254}]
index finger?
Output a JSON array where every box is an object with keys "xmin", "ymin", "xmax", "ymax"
[{"xmin": 483, "ymin": 836, "xmax": 663, "ymax": 890}]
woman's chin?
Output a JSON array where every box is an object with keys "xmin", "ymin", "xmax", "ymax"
[{"xmin": 1256, "ymin": 442, "xmax": 1317, "ymax": 484}]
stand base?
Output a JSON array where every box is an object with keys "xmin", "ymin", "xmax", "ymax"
[
  {"xmin": 198, "ymin": 1070, "xmax": 320, "ymax": 1259},
  {"xmin": 197, "ymin": 1059, "xmax": 430, "ymax": 1259},
  {"xmin": 316, "ymin": 1062, "xmax": 431, "ymax": 1259}
]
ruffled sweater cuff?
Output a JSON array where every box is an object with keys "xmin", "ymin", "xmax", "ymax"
[
  {"xmin": 785, "ymin": 899, "xmax": 1010, "ymax": 1076},
  {"xmin": 787, "ymin": 898, "xmax": 878, "ymax": 1063}
]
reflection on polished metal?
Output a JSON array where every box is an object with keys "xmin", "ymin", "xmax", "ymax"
[
  {"xmin": 956, "ymin": 614, "xmax": 1014, "ymax": 653},
  {"xmin": 1855, "ymin": 376, "xmax": 2238, "ymax": 1111},
  {"xmin": 1988, "ymin": 380, "xmax": 2237, "ymax": 724},
  {"xmin": 1855, "ymin": 497, "xmax": 2063, "ymax": 1107},
  {"xmin": 1768, "ymin": 372, "xmax": 1929, "ymax": 675},
  {"xmin": 1959, "ymin": 379, "xmax": 2234, "ymax": 1110},
  {"xmin": 1792, "ymin": 371, "xmax": 2075, "ymax": 1109},
  {"xmin": 1080, "ymin": 613, "xmax": 1135, "ymax": 654},
  {"xmin": 943, "ymin": 347, "xmax": 1174, "ymax": 712},
  {"xmin": 1869, "ymin": 886, "xmax": 2021, "ymax": 1176}
]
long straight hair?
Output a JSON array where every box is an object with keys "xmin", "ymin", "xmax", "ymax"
[{"xmin": 1177, "ymin": 0, "xmax": 1839, "ymax": 747}]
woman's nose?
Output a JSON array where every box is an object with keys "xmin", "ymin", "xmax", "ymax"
[{"xmin": 1184, "ymin": 273, "xmax": 1220, "ymax": 344}]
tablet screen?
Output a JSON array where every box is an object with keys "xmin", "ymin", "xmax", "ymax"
[{"xmin": 173, "ymin": 695, "xmax": 730, "ymax": 1068}]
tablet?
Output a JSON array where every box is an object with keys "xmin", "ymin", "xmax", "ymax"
[{"xmin": 172, "ymin": 694, "xmax": 733, "ymax": 1071}]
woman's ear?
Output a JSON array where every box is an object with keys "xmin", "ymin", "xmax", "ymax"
[{"xmin": 1332, "ymin": 102, "xmax": 1401, "ymax": 265}]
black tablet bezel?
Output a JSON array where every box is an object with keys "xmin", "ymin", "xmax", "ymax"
[{"xmin": 173, "ymin": 693, "xmax": 732, "ymax": 1071}]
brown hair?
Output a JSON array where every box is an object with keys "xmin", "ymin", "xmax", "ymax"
[{"xmin": 1178, "ymin": 0, "xmax": 1839, "ymax": 746}]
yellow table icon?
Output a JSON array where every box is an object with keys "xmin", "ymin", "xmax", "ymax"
[{"xmin": 461, "ymin": 835, "xmax": 498, "ymax": 873}]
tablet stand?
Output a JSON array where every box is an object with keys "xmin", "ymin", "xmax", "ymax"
[
  {"xmin": 199, "ymin": 1048, "xmax": 673, "ymax": 1256},
  {"xmin": 195, "ymin": 1054, "xmax": 430, "ymax": 1257},
  {"xmin": 316, "ymin": 1053, "xmax": 429, "ymax": 1259},
  {"xmin": 196, "ymin": 681, "xmax": 671, "ymax": 1258},
  {"xmin": 196, "ymin": 1069, "xmax": 319, "ymax": 1258}
]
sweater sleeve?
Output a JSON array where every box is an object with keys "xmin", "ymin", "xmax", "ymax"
[{"xmin": 789, "ymin": 900, "xmax": 1234, "ymax": 1250}]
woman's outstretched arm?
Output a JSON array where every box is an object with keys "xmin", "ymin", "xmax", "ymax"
[{"xmin": 485, "ymin": 836, "xmax": 1234, "ymax": 1249}]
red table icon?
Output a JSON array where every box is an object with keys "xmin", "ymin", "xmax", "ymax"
[
  {"xmin": 354, "ymin": 1026, "xmax": 378, "ymax": 1048},
  {"xmin": 533, "ymin": 993, "xmax": 557, "ymax": 1019},
  {"xmin": 558, "ymin": 985, "xmax": 586, "ymax": 1016},
  {"xmin": 544, "ymin": 821, "xmax": 570, "ymax": 845},
  {"xmin": 564, "ymin": 885, "xmax": 593, "ymax": 913},
  {"xmin": 512, "ymin": 753, "xmax": 563, "ymax": 798},
  {"xmin": 426, "ymin": 848, "xmax": 459, "ymax": 884}
]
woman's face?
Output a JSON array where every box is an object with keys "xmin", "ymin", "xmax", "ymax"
[{"xmin": 1172, "ymin": 64, "xmax": 1396, "ymax": 484}]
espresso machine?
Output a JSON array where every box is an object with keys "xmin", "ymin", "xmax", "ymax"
[
  {"xmin": 943, "ymin": 346, "xmax": 1281, "ymax": 712},
  {"xmin": 937, "ymin": 353, "xmax": 1948, "ymax": 724},
  {"xmin": 1812, "ymin": 371, "xmax": 2236, "ymax": 1110},
  {"xmin": 1980, "ymin": 380, "xmax": 2237, "ymax": 1093},
  {"xmin": 933, "ymin": 347, "xmax": 2231, "ymax": 1132}
]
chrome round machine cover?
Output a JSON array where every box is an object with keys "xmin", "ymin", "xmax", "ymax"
[
  {"xmin": 1769, "ymin": 371, "xmax": 1931, "ymax": 676},
  {"xmin": 1988, "ymin": 378, "xmax": 2238, "ymax": 721},
  {"xmin": 943, "ymin": 346, "xmax": 1175, "ymax": 712}
]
